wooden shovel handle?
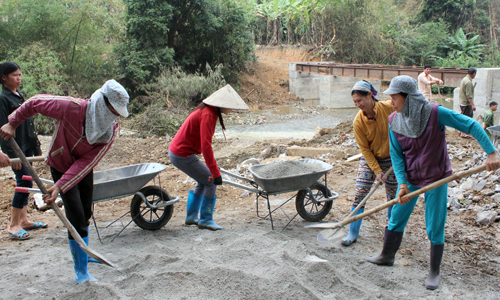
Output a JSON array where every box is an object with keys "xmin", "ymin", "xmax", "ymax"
[
  {"xmin": 10, "ymin": 156, "xmax": 46, "ymax": 164},
  {"xmin": 332, "ymin": 165, "xmax": 486, "ymax": 229},
  {"xmin": 349, "ymin": 166, "xmax": 393, "ymax": 217}
]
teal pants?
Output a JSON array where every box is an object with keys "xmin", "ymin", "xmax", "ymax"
[{"xmin": 388, "ymin": 183, "xmax": 448, "ymax": 245}]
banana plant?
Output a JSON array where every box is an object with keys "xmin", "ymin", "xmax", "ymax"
[{"xmin": 444, "ymin": 28, "xmax": 485, "ymax": 60}]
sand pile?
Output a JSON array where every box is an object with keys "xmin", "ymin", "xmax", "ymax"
[{"xmin": 251, "ymin": 160, "xmax": 325, "ymax": 179}]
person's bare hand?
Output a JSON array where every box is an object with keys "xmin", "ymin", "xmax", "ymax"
[
  {"xmin": 43, "ymin": 185, "xmax": 61, "ymax": 204},
  {"xmin": 0, "ymin": 123, "xmax": 16, "ymax": 141},
  {"xmin": 0, "ymin": 152, "xmax": 10, "ymax": 167},
  {"xmin": 472, "ymin": 104, "xmax": 476, "ymax": 111},
  {"xmin": 439, "ymin": 80, "xmax": 444, "ymax": 85},
  {"xmin": 12, "ymin": 163, "xmax": 22, "ymax": 170},
  {"xmin": 397, "ymin": 184, "xmax": 411, "ymax": 204},
  {"xmin": 485, "ymin": 151, "xmax": 500, "ymax": 171},
  {"xmin": 375, "ymin": 171, "xmax": 386, "ymax": 183}
]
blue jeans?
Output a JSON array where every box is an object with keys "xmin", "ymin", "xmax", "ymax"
[
  {"xmin": 11, "ymin": 148, "xmax": 35, "ymax": 209},
  {"xmin": 168, "ymin": 150, "xmax": 216, "ymax": 198}
]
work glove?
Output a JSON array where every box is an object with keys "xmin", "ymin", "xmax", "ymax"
[{"xmin": 213, "ymin": 176, "xmax": 223, "ymax": 185}]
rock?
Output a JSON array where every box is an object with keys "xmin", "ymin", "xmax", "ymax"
[
  {"xmin": 490, "ymin": 175, "xmax": 499, "ymax": 182},
  {"xmin": 492, "ymin": 193, "xmax": 500, "ymax": 203},
  {"xmin": 448, "ymin": 198, "xmax": 462, "ymax": 210},
  {"xmin": 448, "ymin": 181, "xmax": 458, "ymax": 188},
  {"xmin": 314, "ymin": 126, "xmax": 334, "ymax": 136},
  {"xmin": 496, "ymin": 216, "xmax": 500, "ymax": 222},
  {"xmin": 460, "ymin": 178, "xmax": 474, "ymax": 191},
  {"xmin": 262, "ymin": 156, "xmax": 301, "ymax": 164},
  {"xmin": 472, "ymin": 196, "xmax": 482, "ymax": 202},
  {"xmin": 472, "ymin": 180, "xmax": 487, "ymax": 191},
  {"xmin": 475, "ymin": 211, "xmax": 498, "ymax": 226},
  {"xmin": 241, "ymin": 158, "xmax": 261, "ymax": 167},
  {"xmin": 481, "ymin": 189, "xmax": 495, "ymax": 196},
  {"xmin": 286, "ymin": 146, "xmax": 331, "ymax": 157}
]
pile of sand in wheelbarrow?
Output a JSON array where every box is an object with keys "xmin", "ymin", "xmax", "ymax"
[{"xmin": 252, "ymin": 160, "xmax": 325, "ymax": 179}]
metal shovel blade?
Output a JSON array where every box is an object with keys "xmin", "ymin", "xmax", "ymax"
[
  {"xmin": 8, "ymin": 138, "xmax": 116, "ymax": 268},
  {"xmin": 317, "ymin": 228, "xmax": 345, "ymax": 242}
]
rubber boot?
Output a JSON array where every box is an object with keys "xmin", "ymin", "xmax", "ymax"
[
  {"xmin": 69, "ymin": 239, "xmax": 97, "ymax": 284},
  {"xmin": 198, "ymin": 195, "xmax": 223, "ymax": 231},
  {"xmin": 185, "ymin": 191, "xmax": 203, "ymax": 225},
  {"xmin": 85, "ymin": 227, "xmax": 100, "ymax": 264},
  {"xmin": 366, "ymin": 227, "xmax": 403, "ymax": 266},
  {"xmin": 425, "ymin": 243, "xmax": 444, "ymax": 290},
  {"xmin": 341, "ymin": 207, "xmax": 364, "ymax": 246}
]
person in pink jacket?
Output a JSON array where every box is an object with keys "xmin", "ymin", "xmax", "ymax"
[{"xmin": 0, "ymin": 80, "xmax": 129, "ymax": 284}]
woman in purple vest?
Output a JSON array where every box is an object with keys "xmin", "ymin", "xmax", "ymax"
[{"xmin": 366, "ymin": 75, "xmax": 500, "ymax": 290}]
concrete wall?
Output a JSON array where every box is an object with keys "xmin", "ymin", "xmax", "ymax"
[
  {"xmin": 289, "ymin": 63, "xmax": 322, "ymax": 100},
  {"xmin": 289, "ymin": 63, "xmax": 381, "ymax": 108},
  {"xmin": 453, "ymin": 68, "xmax": 500, "ymax": 123}
]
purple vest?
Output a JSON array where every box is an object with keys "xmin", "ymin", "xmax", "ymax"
[{"xmin": 389, "ymin": 102, "xmax": 452, "ymax": 188}]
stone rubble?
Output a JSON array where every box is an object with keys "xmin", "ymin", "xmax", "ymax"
[{"xmin": 447, "ymin": 143, "xmax": 500, "ymax": 225}]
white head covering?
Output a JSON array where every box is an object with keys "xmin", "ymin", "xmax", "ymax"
[
  {"xmin": 202, "ymin": 84, "xmax": 249, "ymax": 110},
  {"xmin": 86, "ymin": 80, "xmax": 129, "ymax": 144},
  {"xmin": 383, "ymin": 75, "xmax": 432, "ymax": 138}
]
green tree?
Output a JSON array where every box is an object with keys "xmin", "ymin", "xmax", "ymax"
[
  {"xmin": 117, "ymin": 0, "xmax": 254, "ymax": 91},
  {"xmin": 0, "ymin": 0, "xmax": 125, "ymax": 96},
  {"xmin": 418, "ymin": 0, "xmax": 476, "ymax": 32}
]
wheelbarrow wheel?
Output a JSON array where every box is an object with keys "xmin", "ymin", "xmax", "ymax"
[
  {"xmin": 130, "ymin": 186, "xmax": 174, "ymax": 230},
  {"xmin": 295, "ymin": 181, "xmax": 333, "ymax": 222}
]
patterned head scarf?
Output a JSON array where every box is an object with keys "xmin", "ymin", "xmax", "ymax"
[
  {"xmin": 86, "ymin": 80, "xmax": 129, "ymax": 144},
  {"xmin": 383, "ymin": 75, "xmax": 432, "ymax": 138},
  {"xmin": 351, "ymin": 80, "xmax": 380, "ymax": 101}
]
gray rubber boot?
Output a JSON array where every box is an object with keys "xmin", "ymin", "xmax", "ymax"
[
  {"xmin": 366, "ymin": 227, "xmax": 403, "ymax": 266},
  {"xmin": 425, "ymin": 243, "xmax": 444, "ymax": 290}
]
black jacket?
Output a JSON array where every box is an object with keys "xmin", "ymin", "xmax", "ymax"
[{"xmin": 0, "ymin": 85, "xmax": 41, "ymax": 157}]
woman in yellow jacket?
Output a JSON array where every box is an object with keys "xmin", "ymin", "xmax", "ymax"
[{"xmin": 342, "ymin": 80, "xmax": 397, "ymax": 246}]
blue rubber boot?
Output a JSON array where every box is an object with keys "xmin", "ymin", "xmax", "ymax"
[
  {"xmin": 69, "ymin": 239, "xmax": 98, "ymax": 284},
  {"xmin": 341, "ymin": 207, "xmax": 364, "ymax": 246},
  {"xmin": 198, "ymin": 195, "xmax": 223, "ymax": 231},
  {"xmin": 85, "ymin": 227, "xmax": 101, "ymax": 264},
  {"xmin": 185, "ymin": 191, "xmax": 203, "ymax": 225}
]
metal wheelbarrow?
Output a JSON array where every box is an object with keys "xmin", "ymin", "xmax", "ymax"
[
  {"xmin": 19, "ymin": 162, "xmax": 179, "ymax": 242},
  {"xmin": 487, "ymin": 125, "xmax": 500, "ymax": 147},
  {"xmin": 220, "ymin": 159, "xmax": 338, "ymax": 230}
]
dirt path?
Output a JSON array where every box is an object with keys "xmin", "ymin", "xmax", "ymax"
[{"xmin": 0, "ymin": 47, "xmax": 499, "ymax": 299}]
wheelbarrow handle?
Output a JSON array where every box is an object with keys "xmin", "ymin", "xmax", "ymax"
[
  {"xmin": 7, "ymin": 137, "xmax": 116, "ymax": 268},
  {"xmin": 22, "ymin": 175, "xmax": 54, "ymax": 185}
]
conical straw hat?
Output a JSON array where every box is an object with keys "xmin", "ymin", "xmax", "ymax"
[{"xmin": 202, "ymin": 84, "xmax": 249, "ymax": 110}]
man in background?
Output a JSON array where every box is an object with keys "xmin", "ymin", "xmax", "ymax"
[
  {"xmin": 482, "ymin": 101, "xmax": 498, "ymax": 138},
  {"xmin": 459, "ymin": 67, "xmax": 477, "ymax": 138},
  {"xmin": 418, "ymin": 65, "xmax": 444, "ymax": 101}
]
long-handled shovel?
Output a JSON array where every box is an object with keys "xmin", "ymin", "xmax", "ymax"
[
  {"xmin": 307, "ymin": 165, "xmax": 487, "ymax": 240},
  {"xmin": 316, "ymin": 166, "xmax": 393, "ymax": 242},
  {"xmin": 8, "ymin": 137, "xmax": 116, "ymax": 268}
]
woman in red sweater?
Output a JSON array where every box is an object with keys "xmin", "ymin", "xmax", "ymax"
[{"xmin": 169, "ymin": 85, "xmax": 248, "ymax": 231}]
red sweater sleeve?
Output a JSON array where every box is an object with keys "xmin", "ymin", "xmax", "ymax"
[{"xmin": 200, "ymin": 113, "xmax": 221, "ymax": 178}]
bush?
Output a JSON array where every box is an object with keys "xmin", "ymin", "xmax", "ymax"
[
  {"xmin": 130, "ymin": 106, "xmax": 186, "ymax": 138},
  {"xmin": 15, "ymin": 42, "xmax": 69, "ymax": 97},
  {"xmin": 139, "ymin": 64, "xmax": 227, "ymax": 111},
  {"xmin": 435, "ymin": 54, "xmax": 482, "ymax": 68},
  {"xmin": 34, "ymin": 115, "xmax": 56, "ymax": 135},
  {"xmin": 129, "ymin": 64, "xmax": 226, "ymax": 136}
]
